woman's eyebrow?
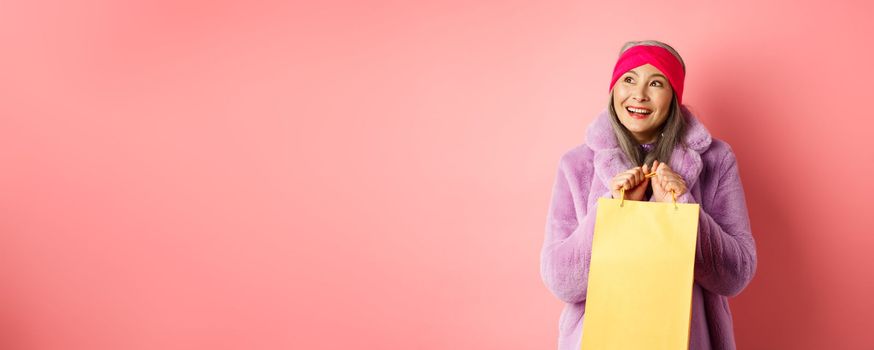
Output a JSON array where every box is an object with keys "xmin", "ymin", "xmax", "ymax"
[{"xmin": 627, "ymin": 70, "xmax": 667, "ymax": 79}]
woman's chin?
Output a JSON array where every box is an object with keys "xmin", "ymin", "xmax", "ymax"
[{"xmin": 620, "ymin": 121, "xmax": 651, "ymax": 133}]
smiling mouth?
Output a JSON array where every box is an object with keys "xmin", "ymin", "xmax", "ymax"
[
  {"xmin": 625, "ymin": 106, "xmax": 652, "ymax": 115},
  {"xmin": 625, "ymin": 106, "xmax": 652, "ymax": 119}
]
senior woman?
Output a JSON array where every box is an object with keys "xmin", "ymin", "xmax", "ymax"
[{"xmin": 540, "ymin": 40, "xmax": 757, "ymax": 350}]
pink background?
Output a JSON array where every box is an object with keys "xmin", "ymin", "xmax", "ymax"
[{"xmin": 1, "ymin": 0, "xmax": 872, "ymax": 349}]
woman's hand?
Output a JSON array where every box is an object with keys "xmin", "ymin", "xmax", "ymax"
[
  {"xmin": 651, "ymin": 160, "xmax": 687, "ymax": 202},
  {"xmin": 610, "ymin": 164, "xmax": 650, "ymax": 201}
]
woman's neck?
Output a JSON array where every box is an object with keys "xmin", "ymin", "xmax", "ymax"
[{"xmin": 633, "ymin": 131, "xmax": 659, "ymax": 145}]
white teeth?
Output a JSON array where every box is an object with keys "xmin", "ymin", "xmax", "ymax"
[{"xmin": 626, "ymin": 107, "xmax": 651, "ymax": 114}]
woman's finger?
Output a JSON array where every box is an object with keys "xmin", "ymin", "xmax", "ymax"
[
  {"xmin": 618, "ymin": 175, "xmax": 631, "ymax": 190},
  {"xmin": 625, "ymin": 170, "xmax": 635, "ymax": 187},
  {"xmin": 613, "ymin": 177, "xmax": 625, "ymax": 191},
  {"xmin": 665, "ymin": 180, "xmax": 686, "ymax": 195},
  {"xmin": 669, "ymin": 175, "xmax": 686, "ymax": 188},
  {"xmin": 663, "ymin": 175, "xmax": 681, "ymax": 186},
  {"xmin": 623, "ymin": 168, "xmax": 638, "ymax": 187},
  {"xmin": 660, "ymin": 162, "xmax": 672, "ymax": 172},
  {"xmin": 665, "ymin": 181, "xmax": 676, "ymax": 194}
]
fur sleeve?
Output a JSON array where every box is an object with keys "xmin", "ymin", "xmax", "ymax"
[
  {"xmin": 680, "ymin": 148, "xmax": 758, "ymax": 297},
  {"xmin": 540, "ymin": 152, "xmax": 610, "ymax": 304}
]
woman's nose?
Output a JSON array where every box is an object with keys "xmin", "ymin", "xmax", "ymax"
[{"xmin": 632, "ymin": 86, "xmax": 648, "ymax": 101}]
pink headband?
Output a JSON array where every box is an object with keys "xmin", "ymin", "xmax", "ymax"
[{"xmin": 608, "ymin": 45, "xmax": 685, "ymax": 105}]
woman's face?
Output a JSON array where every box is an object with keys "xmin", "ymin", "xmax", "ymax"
[{"xmin": 611, "ymin": 63, "xmax": 674, "ymax": 144}]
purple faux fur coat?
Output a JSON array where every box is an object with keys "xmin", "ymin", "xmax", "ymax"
[{"xmin": 540, "ymin": 105, "xmax": 757, "ymax": 350}]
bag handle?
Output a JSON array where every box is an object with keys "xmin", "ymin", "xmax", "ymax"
[{"xmin": 619, "ymin": 171, "xmax": 678, "ymax": 209}]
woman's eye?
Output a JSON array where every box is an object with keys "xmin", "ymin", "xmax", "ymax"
[
  {"xmin": 624, "ymin": 77, "xmax": 633, "ymax": 83},
  {"xmin": 651, "ymin": 81, "xmax": 663, "ymax": 87}
]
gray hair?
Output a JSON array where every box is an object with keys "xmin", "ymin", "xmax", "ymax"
[{"xmin": 607, "ymin": 40, "xmax": 687, "ymax": 168}]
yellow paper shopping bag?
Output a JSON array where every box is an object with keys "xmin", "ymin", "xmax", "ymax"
[{"xmin": 580, "ymin": 190, "xmax": 700, "ymax": 350}]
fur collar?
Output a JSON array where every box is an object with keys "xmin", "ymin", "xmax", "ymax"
[{"xmin": 585, "ymin": 105, "xmax": 713, "ymax": 190}]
